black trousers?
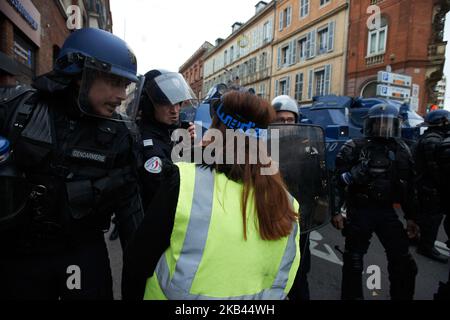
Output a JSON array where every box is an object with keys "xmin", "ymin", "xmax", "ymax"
[
  {"xmin": 0, "ymin": 236, "xmax": 113, "ymax": 300},
  {"xmin": 341, "ymin": 205, "xmax": 417, "ymax": 300}
]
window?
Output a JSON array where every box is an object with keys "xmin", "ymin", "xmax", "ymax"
[
  {"xmin": 224, "ymin": 50, "xmax": 228, "ymax": 66},
  {"xmin": 259, "ymin": 83, "xmax": 266, "ymax": 99},
  {"xmin": 274, "ymin": 77, "xmax": 291, "ymax": 97},
  {"xmin": 368, "ymin": 17, "xmax": 387, "ymax": 56},
  {"xmin": 320, "ymin": 0, "xmax": 331, "ymax": 6},
  {"xmin": 248, "ymin": 57, "xmax": 257, "ymax": 75},
  {"xmin": 279, "ymin": 6, "xmax": 292, "ymax": 31},
  {"xmin": 281, "ymin": 46, "xmax": 289, "ymax": 66},
  {"xmin": 314, "ymin": 69, "xmax": 326, "ymax": 97},
  {"xmin": 316, "ymin": 21, "xmax": 335, "ymax": 55},
  {"xmin": 285, "ymin": 6, "xmax": 292, "ymax": 28},
  {"xmin": 298, "ymin": 37, "xmax": 308, "ymax": 61},
  {"xmin": 280, "ymin": 78, "xmax": 289, "ymax": 95},
  {"xmin": 318, "ymin": 27, "xmax": 329, "ymax": 55},
  {"xmin": 295, "ymin": 73, "xmax": 304, "ymax": 102},
  {"xmin": 230, "ymin": 46, "xmax": 234, "ymax": 63},
  {"xmin": 300, "ymin": 0, "xmax": 309, "ymax": 18},
  {"xmin": 260, "ymin": 52, "xmax": 268, "ymax": 70},
  {"xmin": 263, "ymin": 21, "xmax": 270, "ymax": 42},
  {"xmin": 308, "ymin": 65, "xmax": 331, "ymax": 99}
]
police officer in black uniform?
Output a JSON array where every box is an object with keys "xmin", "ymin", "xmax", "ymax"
[
  {"xmin": 0, "ymin": 28, "xmax": 144, "ymax": 300},
  {"xmin": 138, "ymin": 69, "xmax": 196, "ymax": 210},
  {"xmin": 414, "ymin": 110, "xmax": 450, "ymax": 263},
  {"xmin": 332, "ymin": 104, "xmax": 419, "ymax": 300}
]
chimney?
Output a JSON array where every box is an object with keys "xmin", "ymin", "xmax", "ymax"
[
  {"xmin": 255, "ymin": 1, "xmax": 268, "ymax": 14},
  {"xmin": 215, "ymin": 38, "xmax": 224, "ymax": 46},
  {"xmin": 232, "ymin": 22, "xmax": 243, "ymax": 33}
]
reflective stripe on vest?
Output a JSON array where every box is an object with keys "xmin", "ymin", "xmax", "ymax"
[{"xmin": 149, "ymin": 165, "xmax": 299, "ymax": 300}]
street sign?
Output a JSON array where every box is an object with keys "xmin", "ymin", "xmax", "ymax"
[
  {"xmin": 377, "ymin": 71, "xmax": 412, "ymax": 87},
  {"xmin": 410, "ymin": 97, "xmax": 419, "ymax": 111},
  {"xmin": 377, "ymin": 84, "xmax": 411, "ymax": 99},
  {"xmin": 412, "ymin": 84, "xmax": 420, "ymax": 98}
]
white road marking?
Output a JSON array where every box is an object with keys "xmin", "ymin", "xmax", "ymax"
[{"xmin": 309, "ymin": 231, "xmax": 343, "ymax": 266}]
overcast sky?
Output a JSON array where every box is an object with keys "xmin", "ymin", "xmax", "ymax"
[
  {"xmin": 110, "ymin": 0, "xmax": 259, "ymax": 73},
  {"xmin": 110, "ymin": 1, "xmax": 450, "ymax": 110}
]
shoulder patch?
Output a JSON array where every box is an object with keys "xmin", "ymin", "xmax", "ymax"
[
  {"xmin": 143, "ymin": 139, "xmax": 153, "ymax": 147},
  {"xmin": 144, "ymin": 156, "xmax": 162, "ymax": 174}
]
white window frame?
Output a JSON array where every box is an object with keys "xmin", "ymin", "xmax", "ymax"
[
  {"xmin": 281, "ymin": 45, "xmax": 289, "ymax": 67},
  {"xmin": 319, "ymin": 0, "xmax": 331, "ymax": 8},
  {"xmin": 317, "ymin": 25, "xmax": 329, "ymax": 55},
  {"xmin": 314, "ymin": 67, "xmax": 326, "ymax": 97},
  {"xmin": 300, "ymin": 0, "xmax": 309, "ymax": 19},
  {"xmin": 298, "ymin": 36, "xmax": 308, "ymax": 61},
  {"xmin": 367, "ymin": 25, "xmax": 388, "ymax": 57}
]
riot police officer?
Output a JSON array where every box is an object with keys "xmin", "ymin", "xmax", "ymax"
[
  {"xmin": 0, "ymin": 28, "xmax": 144, "ymax": 300},
  {"xmin": 332, "ymin": 104, "xmax": 419, "ymax": 300},
  {"xmin": 137, "ymin": 69, "xmax": 197, "ymax": 210},
  {"xmin": 414, "ymin": 110, "xmax": 450, "ymax": 263}
]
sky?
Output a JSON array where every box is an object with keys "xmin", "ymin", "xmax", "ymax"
[
  {"xmin": 110, "ymin": 0, "xmax": 259, "ymax": 73},
  {"xmin": 110, "ymin": 1, "xmax": 450, "ymax": 110}
]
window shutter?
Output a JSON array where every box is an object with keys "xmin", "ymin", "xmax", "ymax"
[
  {"xmin": 328, "ymin": 21, "xmax": 335, "ymax": 52},
  {"xmin": 324, "ymin": 64, "xmax": 332, "ymax": 95},
  {"xmin": 310, "ymin": 30, "xmax": 316, "ymax": 58},
  {"xmin": 308, "ymin": 69, "xmax": 313, "ymax": 100},
  {"xmin": 306, "ymin": 32, "xmax": 311, "ymax": 59},
  {"xmin": 277, "ymin": 47, "xmax": 281, "ymax": 69},
  {"xmin": 291, "ymin": 40, "xmax": 297, "ymax": 65},
  {"xmin": 279, "ymin": 11, "xmax": 284, "ymax": 31},
  {"xmin": 286, "ymin": 76, "xmax": 291, "ymax": 96},
  {"xmin": 287, "ymin": 7, "xmax": 292, "ymax": 27},
  {"xmin": 299, "ymin": 73, "xmax": 304, "ymax": 101},
  {"xmin": 275, "ymin": 80, "xmax": 279, "ymax": 97},
  {"xmin": 268, "ymin": 19, "xmax": 273, "ymax": 42}
]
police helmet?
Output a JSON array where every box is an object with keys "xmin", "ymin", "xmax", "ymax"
[
  {"xmin": 363, "ymin": 104, "xmax": 401, "ymax": 138},
  {"xmin": 55, "ymin": 28, "xmax": 138, "ymax": 81},
  {"xmin": 421, "ymin": 109, "xmax": 450, "ymax": 130},
  {"xmin": 54, "ymin": 28, "xmax": 142, "ymax": 121},
  {"xmin": 143, "ymin": 69, "xmax": 197, "ymax": 108},
  {"xmin": 271, "ymin": 95, "xmax": 299, "ymax": 121}
]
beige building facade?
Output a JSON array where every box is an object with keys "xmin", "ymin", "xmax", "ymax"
[{"xmin": 271, "ymin": 0, "xmax": 349, "ymax": 105}]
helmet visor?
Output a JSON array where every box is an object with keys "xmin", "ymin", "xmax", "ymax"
[
  {"xmin": 78, "ymin": 60, "xmax": 143, "ymax": 122},
  {"xmin": 364, "ymin": 116, "xmax": 401, "ymax": 138},
  {"xmin": 146, "ymin": 72, "xmax": 198, "ymax": 107}
]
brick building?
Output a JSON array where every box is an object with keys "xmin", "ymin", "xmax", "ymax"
[
  {"xmin": 179, "ymin": 41, "xmax": 214, "ymax": 99},
  {"xmin": 0, "ymin": 0, "xmax": 112, "ymax": 86},
  {"xmin": 346, "ymin": 0, "xmax": 448, "ymax": 115}
]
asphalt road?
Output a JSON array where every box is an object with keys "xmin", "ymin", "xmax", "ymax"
[{"xmin": 105, "ymin": 219, "xmax": 449, "ymax": 300}]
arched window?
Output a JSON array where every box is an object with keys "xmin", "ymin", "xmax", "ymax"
[{"xmin": 360, "ymin": 80, "xmax": 378, "ymax": 98}]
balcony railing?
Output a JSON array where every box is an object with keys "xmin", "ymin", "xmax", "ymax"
[
  {"xmin": 365, "ymin": 53, "xmax": 384, "ymax": 66},
  {"xmin": 428, "ymin": 42, "xmax": 447, "ymax": 61}
]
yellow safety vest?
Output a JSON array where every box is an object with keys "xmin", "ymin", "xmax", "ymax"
[{"xmin": 144, "ymin": 162, "xmax": 300, "ymax": 300}]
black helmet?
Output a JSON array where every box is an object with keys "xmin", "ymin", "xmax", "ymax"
[
  {"xmin": 421, "ymin": 109, "xmax": 450, "ymax": 130},
  {"xmin": 363, "ymin": 104, "xmax": 401, "ymax": 138}
]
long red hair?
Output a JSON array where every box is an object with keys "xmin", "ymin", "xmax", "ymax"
[{"xmin": 208, "ymin": 90, "xmax": 298, "ymax": 241}]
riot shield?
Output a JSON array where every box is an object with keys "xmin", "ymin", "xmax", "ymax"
[{"xmin": 268, "ymin": 124, "xmax": 330, "ymax": 234}]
